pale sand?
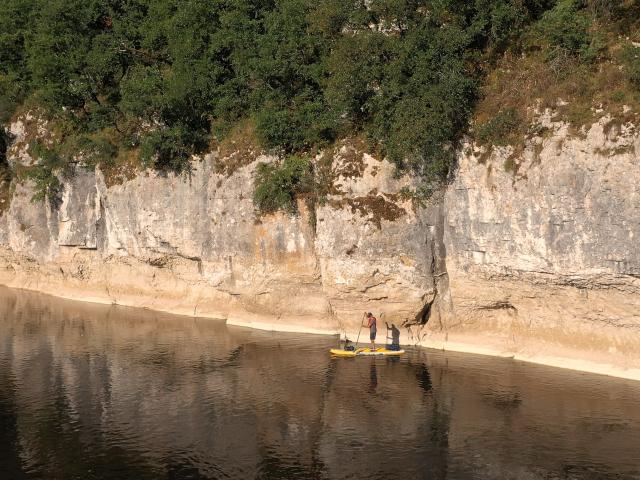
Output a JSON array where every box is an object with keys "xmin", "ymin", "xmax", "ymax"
[{"xmin": 417, "ymin": 337, "xmax": 640, "ymax": 382}]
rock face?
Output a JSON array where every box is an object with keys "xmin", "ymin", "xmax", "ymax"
[
  {"xmin": 438, "ymin": 115, "xmax": 640, "ymax": 378},
  {"xmin": 1, "ymin": 112, "xmax": 640, "ymax": 379},
  {"xmin": 0, "ymin": 134, "xmax": 441, "ymax": 336}
]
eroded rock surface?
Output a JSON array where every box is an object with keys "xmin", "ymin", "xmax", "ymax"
[
  {"xmin": 0, "ymin": 135, "xmax": 440, "ymax": 336},
  {"xmin": 439, "ymin": 115, "xmax": 640, "ymax": 377}
]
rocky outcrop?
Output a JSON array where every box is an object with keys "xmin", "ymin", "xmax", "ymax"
[
  {"xmin": 437, "ymin": 114, "xmax": 640, "ymax": 378},
  {"xmin": 0, "ymin": 131, "xmax": 441, "ymax": 336}
]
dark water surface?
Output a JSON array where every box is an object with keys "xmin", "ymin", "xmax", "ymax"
[{"xmin": 1, "ymin": 287, "xmax": 639, "ymax": 480}]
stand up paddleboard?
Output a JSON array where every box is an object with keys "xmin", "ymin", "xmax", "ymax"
[
  {"xmin": 333, "ymin": 314, "xmax": 404, "ymax": 356},
  {"xmin": 330, "ymin": 347, "xmax": 405, "ymax": 357}
]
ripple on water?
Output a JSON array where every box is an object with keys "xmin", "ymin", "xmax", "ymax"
[{"xmin": 1, "ymin": 287, "xmax": 640, "ymax": 479}]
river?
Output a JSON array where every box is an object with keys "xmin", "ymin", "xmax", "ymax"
[{"xmin": 0, "ymin": 286, "xmax": 639, "ymax": 479}]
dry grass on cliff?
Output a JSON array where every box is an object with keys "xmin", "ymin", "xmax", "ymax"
[
  {"xmin": 328, "ymin": 194, "xmax": 406, "ymax": 230},
  {"xmin": 100, "ymin": 147, "xmax": 142, "ymax": 188},
  {"xmin": 311, "ymin": 136, "xmax": 381, "ymax": 208},
  {"xmin": 476, "ymin": 47, "xmax": 640, "ymax": 132},
  {"xmin": 212, "ymin": 120, "xmax": 263, "ymax": 176},
  {"xmin": 473, "ymin": 13, "xmax": 640, "ymax": 165}
]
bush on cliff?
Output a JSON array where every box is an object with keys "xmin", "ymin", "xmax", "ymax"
[
  {"xmin": 0, "ymin": 128, "xmax": 9, "ymax": 168},
  {"xmin": 531, "ymin": 0, "xmax": 601, "ymax": 64},
  {"xmin": 475, "ymin": 108, "xmax": 522, "ymax": 147},
  {"xmin": 0, "ymin": 128, "xmax": 11, "ymax": 212},
  {"xmin": 253, "ymin": 156, "xmax": 314, "ymax": 215},
  {"xmin": 622, "ymin": 45, "xmax": 640, "ymax": 89},
  {"xmin": 24, "ymin": 141, "xmax": 64, "ymax": 203}
]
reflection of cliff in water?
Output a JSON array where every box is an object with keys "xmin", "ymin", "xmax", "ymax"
[
  {"xmin": 1, "ymin": 287, "xmax": 640, "ymax": 479},
  {"xmin": 0, "ymin": 287, "xmax": 446, "ymax": 478}
]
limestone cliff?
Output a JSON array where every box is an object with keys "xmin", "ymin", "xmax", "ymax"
[
  {"xmin": 1, "ymin": 111, "xmax": 640, "ymax": 380},
  {"xmin": 434, "ymin": 113, "xmax": 640, "ymax": 378},
  {"xmin": 0, "ymin": 118, "xmax": 441, "ymax": 336}
]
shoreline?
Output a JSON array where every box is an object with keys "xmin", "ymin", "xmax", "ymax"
[
  {"xmin": 2, "ymin": 282, "xmax": 639, "ymax": 382},
  {"xmin": 417, "ymin": 337, "xmax": 640, "ymax": 382}
]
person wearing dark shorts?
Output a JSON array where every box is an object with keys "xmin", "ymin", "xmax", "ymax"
[{"xmin": 364, "ymin": 312, "xmax": 377, "ymax": 351}]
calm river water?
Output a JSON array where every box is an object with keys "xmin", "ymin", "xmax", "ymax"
[{"xmin": 1, "ymin": 286, "xmax": 639, "ymax": 480}]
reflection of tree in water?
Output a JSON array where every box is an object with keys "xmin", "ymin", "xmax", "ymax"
[
  {"xmin": 410, "ymin": 359, "xmax": 450, "ymax": 480},
  {"xmin": 415, "ymin": 363, "xmax": 432, "ymax": 393},
  {"xmin": 4, "ymin": 350, "xmax": 162, "ymax": 479},
  {"xmin": 1, "ymin": 287, "xmax": 457, "ymax": 480},
  {"xmin": 0, "ymin": 373, "xmax": 23, "ymax": 479},
  {"xmin": 256, "ymin": 450, "xmax": 324, "ymax": 480},
  {"xmin": 165, "ymin": 459, "xmax": 211, "ymax": 480},
  {"xmin": 369, "ymin": 360, "xmax": 378, "ymax": 393},
  {"xmin": 427, "ymin": 399, "xmax": 451, "ymax": 480},
  {"xmin": 303, "ymin": 357, "xmax": 338, "ymax": 478},
  {"xmin": 225, "ymin": 344, "xmax": 245, "ymax": 365},
  {"xmin": 483, "ymin": 391, "xmax": 522, "ymax": 412},
  {"xmin": 7, "ymin": 288, "xmax": 638, "ymax": 480},
  {"xmin": 195, "ymin": 344, "xmax": 246, "ymax": 374}
]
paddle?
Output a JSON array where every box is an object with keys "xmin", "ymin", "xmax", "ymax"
[
  {"xmin": 353, "ymin": 312, "xmax": 365, "ymax": 351},
  {"xmin": 379, "ymin": 311, "xmax": 384, "ymax": 351}
]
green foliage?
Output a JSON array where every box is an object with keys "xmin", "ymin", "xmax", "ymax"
[
  {"xmin": 476, "ymin": 108, "xmax": 522, "ymax": 146},
  {"xmin": 63, "ymin": 135, "xmax": 118, "ymax": 168},
  {"xmin": 140, "ymin": 124, "xmax": 208, "ymax": 172},
  {"xmin": 621, "ymin": 45, "xmax": 640, "ymax": 89},
  {"xmin": 15, "ymin": 0, "xmax": 636, "ymax": 200},
  {"xmin": 531, "ymin": 0, "xmax": 603, "ymax": 63},
  {"xmin": 253, "ymin": 156, "xmax": 314, "ymax": 214},
  {"xmin": 24, "ymin": 132, "xmax": 117, "ymax": 203},
  {"xmin": 358, "ymin": 21, "xmax": 475, "ymax": 178},
  {"xmin": 321, "ymin": 0, "xmax": 554, "ymax": 180},
  {"xmin": 611, "ymin": 90, "xmax": 626, "ymax": 103},
  {"xmin": 0, "ymin": 128, "xmax": 9, "ymax": 168},
  {"xmin": 0, "ymin": 129, "xmax": 11, "ymax": 212},
  {"xmin": 9, "ymin": 0, "xmax": 633, "ymax": 212},
  {"xmin": 0, "ymin": 0, "xmax": 34, "ymax": 123},
  {"xmin": 0, "ymin": 0, "xmax": 561, "ymax": 182},
  {"xmin": 24, "ymin": 141, "xmax": 64, "ymax": 203},
  {"xmin": 399, "ymin": 184, "xmax": 438, "ymax": 208}
]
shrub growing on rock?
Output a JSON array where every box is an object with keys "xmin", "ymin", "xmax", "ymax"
[
  {"xmin": 24, "ymin": 141, "xmax": 64, "ymax": 203},
  {"xmin": 476, "ymin": 109, "xmax": 522, "ymax": 146},
  {"xmin": 621, "ymin": 45, "xmax": 640, "ymax": 89},
  {"xmin": 531, "ymin": 0, "xmax": 603, "ymax": 66},
  {"xmin": 253, "ymin": 156, "xmax": 314, "ymax": 215}
]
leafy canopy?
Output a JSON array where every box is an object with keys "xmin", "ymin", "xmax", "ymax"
[{"xmin": 1, "ymin": 0, "xmax": 557, "ymax": 184}]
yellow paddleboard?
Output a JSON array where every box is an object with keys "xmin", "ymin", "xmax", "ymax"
[{"xmin": 330, "ymin": 347, "xmax": 405, "ymax": 357}]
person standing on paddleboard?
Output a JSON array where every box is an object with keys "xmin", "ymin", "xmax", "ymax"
[{"xmin": 363, "ymin": 312, "xmax": 377, "ymax": 351}]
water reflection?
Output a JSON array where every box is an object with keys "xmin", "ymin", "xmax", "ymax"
[
  {"xmin": 0, "ymin": 286, "xmax": 639, "ymax": 479},
  {"xmin": 369, "ymin": 360, "xmax": 378, "ymax": 393}
]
